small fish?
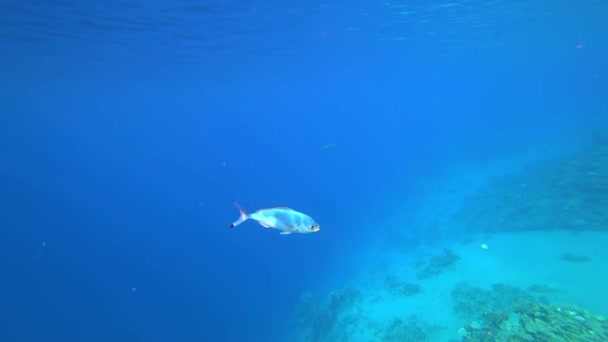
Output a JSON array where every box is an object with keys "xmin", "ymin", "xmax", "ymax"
[{"xmin": 229, "ymin": 201, "xmax": 321, "ymax": 235}]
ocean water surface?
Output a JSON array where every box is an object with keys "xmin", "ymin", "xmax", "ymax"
[{"xmin": 1, "ymin": 1, "xmax": 607, "ymax": 341}]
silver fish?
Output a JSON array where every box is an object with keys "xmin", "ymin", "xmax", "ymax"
[{"xmin": 229, "ymin": 201, "xmax": 320, "ymax": 235}]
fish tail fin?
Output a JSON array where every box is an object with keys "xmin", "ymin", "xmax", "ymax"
[{"xmin": 229, "ymin": 201, "xmax": 249, "ymax": 228}]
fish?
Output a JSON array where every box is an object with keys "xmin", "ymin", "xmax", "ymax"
[{"xmin": 229, "ymin": 201, "xmax": 321, "ymax": 235}]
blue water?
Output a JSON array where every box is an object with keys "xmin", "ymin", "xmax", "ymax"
[{"xmin": 1, "ymin": 1, "xmax": 607, "ymax": 341}]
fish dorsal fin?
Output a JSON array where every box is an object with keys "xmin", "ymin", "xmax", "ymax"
[{"xmin": 271, "ymin": 206, "xmax": 293, "ymax": 210}]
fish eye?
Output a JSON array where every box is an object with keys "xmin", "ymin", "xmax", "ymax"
[{"xmin": 310, "ymin": 225, "xmax": 320, "ymax": 231}]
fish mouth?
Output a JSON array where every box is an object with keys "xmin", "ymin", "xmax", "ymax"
[{"xmin": 311, "ymin": 225, "xmax": 321, "ymax": 232}]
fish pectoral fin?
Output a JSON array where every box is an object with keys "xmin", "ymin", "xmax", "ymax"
[
  {"xmin": 256, "ymin": 220, "xmax": 272, "ymax": 228},
  {"xmin": 280, "ymin": 226, "xmax": 299, "ymax": 235}
]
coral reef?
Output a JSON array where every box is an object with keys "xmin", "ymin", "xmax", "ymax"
[
  {"xmin": 290, "ymin": 134, "xmax": 608, "ymax": 341},
  {"xmin": 527, "ymin": 283, "xmax": 562, "ymax": 294},
  {"xmin": 460, "ymin": 302, "xmax": 608, "ymax": 342},
  {"xmin": 291, "ymin": 285, "xmax": 434, "ymax": 341},
  {"xmin": 560, "ymin": 252, "xmax": 591, "ymax": 263},
  {"xmin": 385, "ymin": 275, "xmax": 422, "ymax": 296},
  {"xmin": 379, "ymin": 315, "xmax": 428, "ymax": 342},
  {"xmin": 452, "ymin": 282, "xmax": 533, "ymax": 319},
  {"xmin": 291, "ymin": 288, "xmax": 362, "ymax": 342},
  {"xmin": 416, "ymin": 249, "xmax": 461, "ymax": 280},
  {"xmin": 451, "ymin": 134, "xmax": 608, "ymax": 235},
  {"xmin": 452, "ymin": 282, "xmax": 608, "ymax": 341}
]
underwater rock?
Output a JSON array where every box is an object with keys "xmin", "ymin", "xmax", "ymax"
[{"xmin": 416, "ymin": 249, "xmax": 461, "ymax": 280}]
